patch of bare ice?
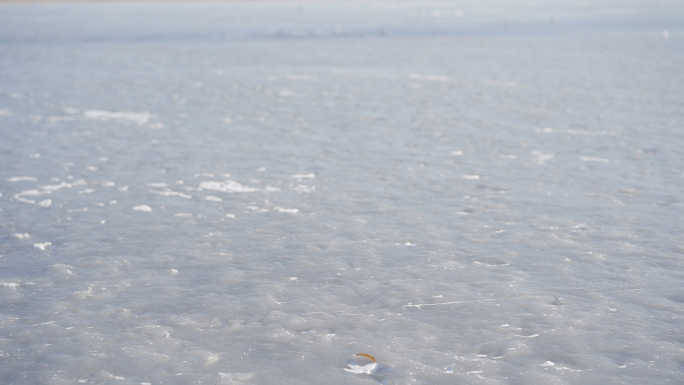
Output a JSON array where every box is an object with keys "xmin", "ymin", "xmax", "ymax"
[{"xmin": 409, "ymin": 74, "xmax": 451, "ymax": 82}]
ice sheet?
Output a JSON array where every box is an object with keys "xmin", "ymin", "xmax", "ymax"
[{"xmin": 1, "ymin": 1, "xmax": 683, "ymax": 384}]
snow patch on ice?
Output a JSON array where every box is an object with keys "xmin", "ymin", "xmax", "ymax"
[
  {"xmin": 200, "ymin": 180, "xmax": 259, "ymax": 193},
  {"xmin": 7, "ymin": 176, "xmax": 37, "ymax": 182},
  {"xmin": 531, "ymin": 151, "xmax": 554, "ymax": 165},
  {"xmin": 580, "ymin": 156, "xmax": 610, "ymax": 163},
  {"xmin": 247, "ymin": 206, "xmax": 269, "ymax": 213},
  {"xmin": 274, "ymin": 207, "xmax": 299, "ymax": 214},
  {"xmin": 14, "ymin": 189, "xmax": 45, "ymax": 204},
  {"xmin": 84, "ymin": 110, "xmax": 152, "ymax": 126},
  {"xmin": 34, "ymin": 242, "xmax": 52, "ymax": 251},
  {"xmin": 344, "ymin": 362, "xmax": 377, "ymax": 374},
  {"xmin": 41, "ymin": 180, "xmax": 86, "ymax": 191},
  {"xmin": 292, "ymin": 184, "xmax": 315, "ymax": 193},
  {"xmin": 133, "ymin": 205, "xmax": 152, "ymax": 212},
  {"xmin": 291, "ymin": 173, "xmax": 315, "ymax": 179},
  {"xmin": 149, "ymin": 189, "xmax": 192, "ymax": 199}
]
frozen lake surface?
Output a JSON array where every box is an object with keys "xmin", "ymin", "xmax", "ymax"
[{"xmin": 1, "ymin": 1, "xmax": 683, "ymax": 384}]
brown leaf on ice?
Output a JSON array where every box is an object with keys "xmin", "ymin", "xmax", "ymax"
[{"xmin": 355, "ymin": 353, "xmax": 376, "ymax": 362}]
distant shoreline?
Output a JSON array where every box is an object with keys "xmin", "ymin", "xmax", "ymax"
[{"xmin": 0, "ymin": 0, "xmax": 355, "ymax": 2}]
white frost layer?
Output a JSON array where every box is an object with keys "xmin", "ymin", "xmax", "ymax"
[
  {"xmin": 199, "ymin": 181, "xmax": 259, "ymax": 193},
  {"xmin": 132, "ymin": 205, "xmax": 153, "ymax": 212},
  {"xmin": 84, "ymin": 110, "xmax": 152, "ymax": 126}
]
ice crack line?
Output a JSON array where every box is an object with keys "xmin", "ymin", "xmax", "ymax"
[{"xmin": 402, "ymin": 295, "xmax": 545, "ymax": 309}]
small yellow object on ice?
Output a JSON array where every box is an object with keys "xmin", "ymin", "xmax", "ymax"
[
  {"xmin": 355, "ymin": 353, "xmax": 376, "ymax": 362},
  {"xmin": 344, "ymin": 363, "xmax": 378, "ymax": 374},
  {"xmin": 344, "ymin": 353, "xmax": 379, "ymax": 374}
]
